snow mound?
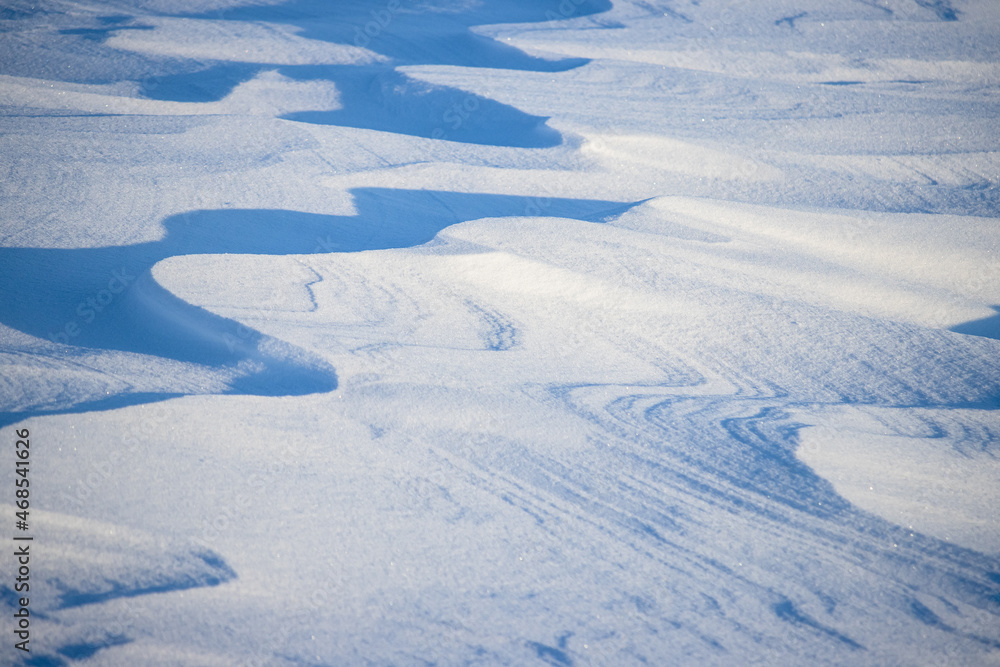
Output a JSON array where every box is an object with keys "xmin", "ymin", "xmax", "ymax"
[
  {"xmin": 2, "ymin": 505, "xmax": 235, "ymax": 665},
  {"xmin": 2, "ymin": 504, "xmax": 236, "ymax": 612}
]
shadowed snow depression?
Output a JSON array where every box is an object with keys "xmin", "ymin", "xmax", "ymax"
[{"xmin": 1, "ymin": 0, "xmax": 999, "ymax": 664}]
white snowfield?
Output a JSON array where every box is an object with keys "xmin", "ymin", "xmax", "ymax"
[{"xmin": 1, "ymin": 0, "xmax": 998, "ymax": 664}]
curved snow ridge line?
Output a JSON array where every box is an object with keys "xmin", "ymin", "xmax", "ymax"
[
  {"xmin": 0, "ymin": 349, "xmax": 136, "ymax": 413},
  {"xmin": 796, "ymin": 404, "xmax": 1000, "ymax": 553},
  {"xmin": 125, "ymin": 266, "xmax": 338, "ymax": 397},
  {"xmin": 508, "ymin": 45, "xmax": 1000, "ymax": 86},
  {"xmin": 481, "ymin": 385, "xmax": 1000, "ymax": 649},
  {"xmin": 292, "ymin": 258, "xmax": 324, "ymax": 313},
  {"xmin": 105, "ymin": 16, "xmax": 386, "ymax": 66},
  {"xmin": 0, "ymin": 504, "xmax": 236, "ymax": 613},
  {"xmin": 282, "ymin": 66, "xmax": 563, "ymax": 148},
  {"xmin": 579, "ymin": 133, "xmax": 784, "ymax": 182},
  {"xmin": 465, "ymin": 300, "xmax": 520, "ymax": 351},
  {"xmin": 440, "ymin": 412, "xmax": 885, "ymax": 654},
  {"xmin": 53, "ymin": 548, "xmax": 235, "ymax": 609},
  {"xmin": 0, "ymin": 504, "xmax": 237, "ymax": 666},
  {"xmin": 0, "ymin": 71, "xmax": 343, "ymax": 118},
  {"xmin": 596, "ymin": 388, "xmax": 1000, "ymax": 577},
  {"xmin": 552, "ymin": 379, "xmax": 995, "ymax": 542}
]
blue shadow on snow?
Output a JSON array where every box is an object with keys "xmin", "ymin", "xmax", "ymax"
[
  {"xmin": 950, "ymin": 306, "xmax": 1000, "ymax": 341},
  {"xmin": 281, "ymin": 65, "xmax": 561, "ymax": 147},
  {"xmin": 133, "ymin": 0, "xmax": 611, "ymax": 146},
  {"xmin": 178, "ymin": 0, "xmax": 607, "ymax": 71},
  {"xmin": 0, "ymin": 188, "xmax": 634, "ymax": 425}
]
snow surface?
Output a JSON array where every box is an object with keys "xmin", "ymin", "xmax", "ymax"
[{"xmin": 1, "ymin": 0, "xmax": 999, "ymax": 664}]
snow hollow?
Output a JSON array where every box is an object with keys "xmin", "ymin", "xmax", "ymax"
[{"xmin": 1, "ymin": 0, "xmax": 999, "ymax": 664}]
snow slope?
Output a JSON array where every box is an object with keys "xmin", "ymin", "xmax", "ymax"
[{"xmin": 1, "ymin": 0, "xmax": 998, "ymax": 664}]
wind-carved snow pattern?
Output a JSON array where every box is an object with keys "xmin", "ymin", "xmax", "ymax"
[
  {"xmin": 0, "ymin": 505, "xmax": 235, "ymax": 665},
  {"xmin": 0, "ymin": 0, "xmax": 998, "ymax": 665}
]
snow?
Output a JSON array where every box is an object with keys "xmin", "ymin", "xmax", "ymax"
[{"xmin": 1, "ymin": 0, "xmax": 998, "ymax": 664}]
